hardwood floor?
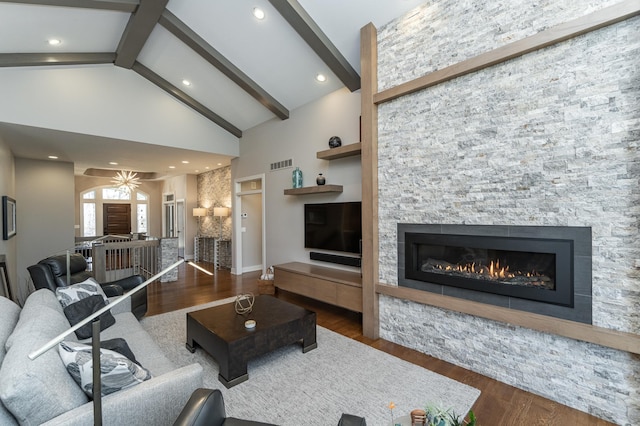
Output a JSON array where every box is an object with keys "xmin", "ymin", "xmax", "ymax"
[{"xmin": 147, "ymin": 263, "xmax": 613, "ymax": 426}]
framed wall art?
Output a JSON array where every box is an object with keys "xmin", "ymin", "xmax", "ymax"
[{"xmin": 2, "ymin": 196, "xmax": 16, "ymax": 240}]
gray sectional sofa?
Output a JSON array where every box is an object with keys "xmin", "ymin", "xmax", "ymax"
[{"xmin": 0, "ymin": 289, "xmax": 203, "ymax": 425}]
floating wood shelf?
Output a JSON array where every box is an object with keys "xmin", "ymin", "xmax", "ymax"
[
  {"xmin": 283, "ymin": 184, "xmax": 343, "ymax": 195},
  {"xmin": 316, "ymin": 143, "xmax": 362, "ymax": 160}
]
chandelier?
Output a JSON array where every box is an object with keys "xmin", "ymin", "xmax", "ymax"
[{"xmin": 111, "ymin": 170, "xmax": 140, "ymax": 193}]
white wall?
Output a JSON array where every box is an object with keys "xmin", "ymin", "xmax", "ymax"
[
  {"xmin": 0, "ymin": 137, "xmax": 17, "ymax": 302},
  {"xmin": 15, "ymin": 158, "xmax": 75, "ymax": 302},
  {"xmin": 233, "ymin": 87, "xmax": 361, "ymax": 270}
]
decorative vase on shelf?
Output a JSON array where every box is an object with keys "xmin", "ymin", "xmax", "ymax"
[
  {"xmin": 292, "ymin": 167, "xmax": 303, "ymax": 188},
  {"xmin": 328, "ymin": 136, "xmax": 342, "ymax": 148},
  {"xmin": 316, "ymin": 173, "xmax": 326, "ymax": 185}
]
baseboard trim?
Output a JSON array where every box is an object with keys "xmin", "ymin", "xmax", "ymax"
[{"xmin": 242, "ymin": 264, "xmax": 263, "ymax": 273}]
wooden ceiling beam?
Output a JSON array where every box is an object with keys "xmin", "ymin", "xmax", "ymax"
[
  {"xmin": 159, "ymin": 11, "xmax": 289, "ymax": 121},
  {"xmin": 114, "ymin": 0, "xmax": 167, "ymax": 69},
  {"xmin": 268, "ymin": 0, "xmax": 360, "ymax": 92},
  {"xmin": 132, "ymin": 62, "xmax": 242, "ymax": 138},
  {"xmin": 0, "ymin": 52, "xmax": 115, "ymax": 67},
  {"xmin": 0, "ymin": 0, "xmax": 138, "ymax": 12}
]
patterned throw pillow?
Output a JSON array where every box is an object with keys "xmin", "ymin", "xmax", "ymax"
[
  {"xmin": 58, "ymin": 341, "xmax": 152, "ymax": 398},
  {"xmin": 56, "ymin": 278, "xmax": 109, "ymax": 308}
]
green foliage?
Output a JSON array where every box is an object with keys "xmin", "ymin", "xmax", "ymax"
[{"xmin": 424, "ymin": 403, "xmax": 476, "ymax": 426}]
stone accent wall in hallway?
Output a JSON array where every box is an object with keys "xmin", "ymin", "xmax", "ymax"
[
  {"xmin": 196, "ymin": 166, "xmax": 232, "ymax": 240},
  {"xmin": 375, "ymin": 1, "xmax": 640, "ymax": 423}
]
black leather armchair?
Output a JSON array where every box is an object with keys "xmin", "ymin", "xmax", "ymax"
[
  {"xmin": 173, "ymin": 389, "xmax": 368, "ymax": 426},
  {"xmin": 338, "ymin": 414, "xmax": 367, "ymax": 426},
  {"xmin": 27, "ymin": 253, "xmax": 147, "ymax": 319},
  {"xmin": 173, "ymin": 389, "xmax": 277, "ymax": 426}
]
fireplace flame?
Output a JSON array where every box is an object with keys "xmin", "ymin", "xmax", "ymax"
[
  {"xmin": 437, "ymin": 260, "xmax": 538, "ymax": 280},
  {"xmin": 421, "ymin": 256, "xmax": 553, "ymax": 290}
]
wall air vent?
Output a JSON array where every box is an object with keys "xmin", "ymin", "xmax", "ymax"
[{"xmin": 270, "ymin": 158, "xmax": 293, "ymax": 171}]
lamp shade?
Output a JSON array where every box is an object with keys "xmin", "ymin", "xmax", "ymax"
[
  {"xmin": 193, "ymin": 208, "xmax": 207, "ymax": 217},
  {"xmin": 213, "ymin": 207, "xmax": 229, "ymax": 217}
]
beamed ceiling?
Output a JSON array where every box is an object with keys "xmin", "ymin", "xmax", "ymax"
[{"xmin": 0, "ymin": 0, "xmax": 425, "ymax": 176}]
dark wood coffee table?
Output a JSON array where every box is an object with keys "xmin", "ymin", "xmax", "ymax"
[{"xmin": 185, "ymin": 295, "xmax": 317, "ymax": 388}]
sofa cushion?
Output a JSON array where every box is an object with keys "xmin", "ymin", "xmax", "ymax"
[
  {"xmin": 55, "ymin": 278, "xmax": 108, "ymax": 308},
  {"xmin": 0, "ymin": 297, "xmax": 21, "ymax": 426},
  {"xmin": 4, "ymin": 289, "xmax": 72, "ymax": 351},
  {"xmin": 102, "ymin": 312, "xmax": 175, "ymax": 376},
  {"xmin": 23, "ymin": 287, "xmax": 63, "ymax": 312},
  {"xmin": 58, "ymin": 341, "xmax": 151, "ymax": 398},
  {"xmin": 0, "ymin": 291, "xmax": 88, "ymax": 425},
  {"xmin": 63, "ymin": 295, "xmax": 116, "ymax": 339},
  {"xmin": 0, "ymin": 296, "xmax": 20, "ymax": 364}
]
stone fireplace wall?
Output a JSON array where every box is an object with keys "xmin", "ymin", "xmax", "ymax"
[{"xmin": 376, "ymin": 1, "xmax": 640, "ymax": 423}]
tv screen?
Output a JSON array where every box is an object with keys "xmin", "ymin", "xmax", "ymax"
[{"xmin": 304, "ymin": 202, "xmax": 362, "ymax": 254}]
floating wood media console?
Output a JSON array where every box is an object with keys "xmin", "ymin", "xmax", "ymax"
[{"xmin": 273, "ymin": 262, "xmax": 362, "ymax": 313}]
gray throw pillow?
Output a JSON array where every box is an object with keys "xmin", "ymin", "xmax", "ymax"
[
  {"xmin": 63, "ymin": 295, "xmax": 116, "ymax": 339},
  {"xmin": 58, "ymin": 341, "xmax": 152, "ymax": 398}
]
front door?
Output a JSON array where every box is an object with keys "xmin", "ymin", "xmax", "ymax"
[{"xmin": 103, "ymin": 203, "xmax": 131, "ymax": 235}]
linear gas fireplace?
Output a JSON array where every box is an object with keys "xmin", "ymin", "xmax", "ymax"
[{"xmin": 398, "ymin": 224, "xmax": 592, "ymax": 323}]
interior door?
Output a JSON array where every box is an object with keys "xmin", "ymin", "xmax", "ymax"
[
  {"xmin": 103, "ymin": 203, "xmax": 131, "ymax": 235},
  {"xmin": 234, "ymin": 174, "xmax": 266, "ymax": 275}
]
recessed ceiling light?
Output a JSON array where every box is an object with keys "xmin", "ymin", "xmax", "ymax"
[
  {"xmin": 252, "ymin": 7, "xmax": 265, "ymax": 20},
  {"xmin": 48, "ymin": 155, "xmax": 58, "ymax": 159},
  {"xmin": 205, "ymin": 166, "xmax": 210, "ymax": 170},
  {"xmin": 316, "ymin": 73, "xmax": 327, "ymax": 82},
  {"xmin": 169, "ymin": 166, "xmax": 176, "ymax": 169},
  {"xmin": 182, "ymin": 160, "xmax": 189, "ymax": 164},
  {"xmin": 182, "ymin": 79, "xmax": 192, "ymax": 87},
  {"xmin": 217, "ymin": 163, "xmax": 222, "ymax": 166},
  {"xmin": 47, "ymin": 39, "xmax": 61, "ymax": 46},
  {"xmin": 109, "ymin": 162, "xmax": 118, "ymax": 165}
]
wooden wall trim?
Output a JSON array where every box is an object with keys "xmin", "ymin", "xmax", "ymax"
[
  {"xmin": 376, "ymin": 283, "xmax": 640, "ymax": 355},
  {"xmin": 374, "ymin": 0, "xmax": 640, "ymax": 104},
  {"xmin": 360, "ymin": 22, "xmax": 379, "ymax": 339}
]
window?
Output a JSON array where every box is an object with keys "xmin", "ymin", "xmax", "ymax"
[
  {"xmin": 83, "ymin": 203, "xmax": 96, "ymax": 236},
  {"xmin": 103, "ymin": 188, "xmax": 131, "ymax": 200},
  {"xmin": 137, "ymin": 204, "xmax": 147, "ymax": 233},
  {"xmin": 80, "ymin": 187, "xmax": 149, "ymax": 237}
]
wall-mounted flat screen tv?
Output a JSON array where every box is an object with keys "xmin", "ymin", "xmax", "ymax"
[{"xmin": 304, "ymin": 201, "xmax": 362, "ymax": 254}]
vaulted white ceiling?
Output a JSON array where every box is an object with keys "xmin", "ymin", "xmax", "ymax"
[{"xmin": 0, "ymin": 0, "xmax": 425, "ymax": 176}]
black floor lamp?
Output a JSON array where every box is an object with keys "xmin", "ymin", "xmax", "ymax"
[{"xmin": 28, "ymin": 258, "xmax": 185, "ymax": 426}]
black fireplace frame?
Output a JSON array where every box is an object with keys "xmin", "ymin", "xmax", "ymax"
[
  {"xmin": 397, "ymin": 224, "xmax": 592, "ymax": 323},
  {"xmin": 405, "ymin": 233, "xmax": 574, "ymax": 307}
]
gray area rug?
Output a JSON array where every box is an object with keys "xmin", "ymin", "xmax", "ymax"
[{"xmin": 141, "ymin": 298, "xmax": 481, "ymax": 425}]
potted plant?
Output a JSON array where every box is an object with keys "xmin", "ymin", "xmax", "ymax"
[{"xmin": 424, "ymin": 403, "xmax": 477, "ymax": 426}]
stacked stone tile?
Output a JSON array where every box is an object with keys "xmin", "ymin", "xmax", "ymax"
[{"xmin": 375, "ymin": 1, "xmax": 640, "ymax": 423}]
